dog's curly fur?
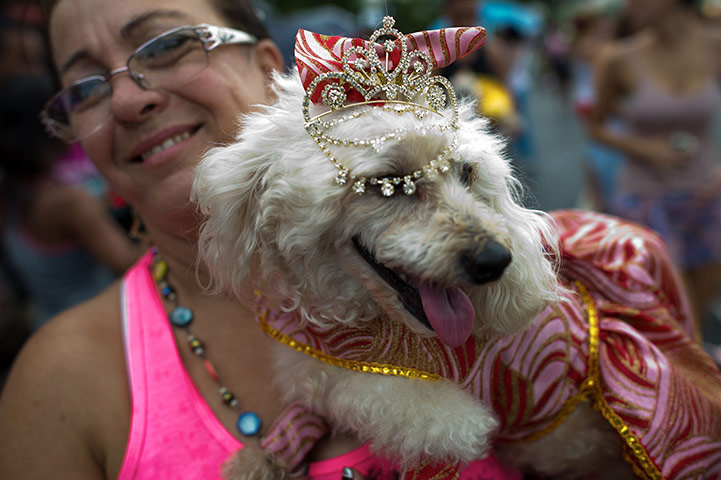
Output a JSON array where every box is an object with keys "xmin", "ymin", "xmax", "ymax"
[
  {"xmin": 192, "ymin": 72, "xmax": 626, "ymax": 478},
  {"xmin": 194, "ymin": 72, "xmax": 559, "ymax": 334}
]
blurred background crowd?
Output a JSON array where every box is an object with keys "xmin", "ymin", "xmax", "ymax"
[{"xmin": 1, "ymin": 0, "xmax": 721, "ymax": 387}]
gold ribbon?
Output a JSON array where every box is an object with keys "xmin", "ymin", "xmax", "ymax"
[
  {"xmin": 515, "ymin": 281, "xmax": 663, "ymax": 479},
  {"xmin": 258, "ymin": 310, "xmax": 440, "ymax": 381},
  {"xmin": 259, "ymin": 281, "xmax": 665, "ymax": 478}
]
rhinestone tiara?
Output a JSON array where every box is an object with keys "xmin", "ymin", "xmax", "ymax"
[{"xmin": 295, "ymin": 17, "xmax": 486, "ymax": 197}]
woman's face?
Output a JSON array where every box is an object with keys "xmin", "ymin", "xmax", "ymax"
[{"xmin": 49, "ymin": 0, "xmax": 282, "ymax": 234}]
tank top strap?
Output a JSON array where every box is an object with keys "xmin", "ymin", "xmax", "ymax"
[
  {"xmin": 118, "ymin": 251, "xmax": 242, "ymax": 479},
  {"xmin": 117, "ymin": 251, "xmax": 154, "ymax": 478}
]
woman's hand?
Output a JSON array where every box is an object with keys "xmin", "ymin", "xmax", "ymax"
[
  {"xmin": 637, "ymin": 138, "xmax": 693, "ymax": 174},
  {"xmin": 632, "ymin": 136, "xmax": 693, "ymax": 173}
]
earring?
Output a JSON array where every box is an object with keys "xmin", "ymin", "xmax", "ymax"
[{"xmin": 129, "ymin": 209, "xmax": 148, "ymax": 243}]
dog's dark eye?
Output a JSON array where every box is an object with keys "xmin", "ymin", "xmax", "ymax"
[{"xmin": 460, "ymin": 163, "xmax": 476, "ymax": 187}]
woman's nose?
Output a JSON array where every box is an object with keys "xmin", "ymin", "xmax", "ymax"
[{"xmin": 108, "ymin": 73, "xmax": 167, "ymax": 123}]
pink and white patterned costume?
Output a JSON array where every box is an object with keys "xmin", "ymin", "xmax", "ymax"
[
  {"xmin": 256, "ymin": 210, "xmax": 721, "ymax": 480},
  {"xmin": 248, "ymin": 23, "xmax": 721, "ymax": 479}
]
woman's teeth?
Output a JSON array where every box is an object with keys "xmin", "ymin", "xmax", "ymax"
[{"xmin": 140, "ymin": 131, "xmax": 192, "ymax": 161}]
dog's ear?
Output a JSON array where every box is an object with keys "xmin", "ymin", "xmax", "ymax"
[
  {"xmin": 193, "ymin": 71, "xmax": 351, "ymax": 301},
  {"xmin": 193, "ymin": 137, "xmax": 274, "ymax": 297}
]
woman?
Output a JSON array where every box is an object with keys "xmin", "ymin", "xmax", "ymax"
[
  {"xmin": 587, "ymin": 0, "xmax": 721, "ymax": 340},
  {"xmin": 0, "ymin": 0, "xmax": 520, "ymax": 478}
]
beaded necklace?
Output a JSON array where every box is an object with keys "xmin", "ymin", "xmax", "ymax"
[{"xmin": 150, "ymin": 247, "xmax": 262, "ymax": 436}]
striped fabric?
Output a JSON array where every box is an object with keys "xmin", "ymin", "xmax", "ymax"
[
  {"xmin": 260, "ymin": 402, "xmax": 329, "ymax": 472},
  {"xmin": 257, "ymin": 210, "xmax": 721, "ymax": 479},
  {"xmin": 295, "ymin": 24, "xmax": 486, "ymax": 104}
]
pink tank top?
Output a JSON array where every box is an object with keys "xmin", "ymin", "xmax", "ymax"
[
  {"xmin": 118, "ymin": 252, "xmax": 521, "ymax": 479},
  {"xmin": 617, "ymin": 56, "xmax": 721, "ymax": 196}
]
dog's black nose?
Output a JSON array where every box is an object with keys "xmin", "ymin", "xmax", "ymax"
[{"xmin": 462, "ymin": 240, "xmax": 512, "ymax": 284}]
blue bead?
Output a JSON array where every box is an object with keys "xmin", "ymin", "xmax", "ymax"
[
  {"xmin": 170, "ymin": 306, "xmax": 193, "ymax": 327},
  {"xmin": 237, "ymin": 412, "xmax": 261, "ymax": 436}
]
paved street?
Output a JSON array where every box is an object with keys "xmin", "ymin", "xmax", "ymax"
[{"xmin": 517, "ymin": 81, "xmax": 586, "ymax": 212}]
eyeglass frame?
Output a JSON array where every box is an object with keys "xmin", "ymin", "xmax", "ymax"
[{"xmin": 41, "ymin": 23, "xmax": 257, "ymax": 142}]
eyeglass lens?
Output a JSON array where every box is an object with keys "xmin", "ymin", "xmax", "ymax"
[
  {"xmin": 129, "ymin": 28, "xmax": 209, "ymax": 89},
  {"xmin": 47, "ymin": 27, "xmax": 209, "ymax": 140}
]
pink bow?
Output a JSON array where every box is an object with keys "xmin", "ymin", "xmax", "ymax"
[{"xmin": 295, "ymin": 25, "xmax": 486, "ymax": 104}]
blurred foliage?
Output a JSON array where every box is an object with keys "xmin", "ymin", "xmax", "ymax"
[
  {"xmin": 268, "ymin": 0, "xmax": 364, "ymax": 15},
  {"xmin": 369, "ymin": 0, "xmax": 448, "ymax": 32},
  {"xmin": 265, "ymin": 0, "xmax": 445, "ymax": 32},
  {"xmin": 264, "ymin": 0, "xmax": 578, "ymax": 33}
]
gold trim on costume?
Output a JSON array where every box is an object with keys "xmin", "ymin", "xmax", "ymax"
[
  {"xmin": 257, "ymin": 310, "xmax": 440, "ymax": 381},
  {"xmin": 514, "ymin": 282, "xmax": 663, "ymax": 479},
  {"xmin": 258, "ymin": 281, "xmax": 665, "ymax": 478},
  {"xmin": 576, "ymin": 281, "xmax": 664, "ymax": 480}
]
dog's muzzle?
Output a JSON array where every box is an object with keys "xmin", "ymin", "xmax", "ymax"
[{"xmin": 352, "ymin": 236, "xmax": 512, "ymax": 347}]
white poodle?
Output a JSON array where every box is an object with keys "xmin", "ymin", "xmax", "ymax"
[
  {"xmin": 192, "ymin": 20, "xmax": 721, "ymax": 480},
  {"xmin": 193, "ymin": 70, "xmax": 626, "ymax": 477}
]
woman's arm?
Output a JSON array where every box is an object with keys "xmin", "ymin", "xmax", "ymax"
[
  {"xmin": 0, "ymin": 288, "xmax": 129, "ymax": 479},
  {"xmin": 586, "ymin": 42, "xmax": 691, "ymax": 172}
]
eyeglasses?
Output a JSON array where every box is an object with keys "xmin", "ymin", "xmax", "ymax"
[{"xmin": 41, "ymin": 24, "xmax": 256, "ymax": 142}]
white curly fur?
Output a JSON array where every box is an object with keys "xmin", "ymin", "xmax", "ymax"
[
  {"xmin": 191, "ymin": 71, "xmax": 579, "ymax": 474},
  {"xmin": 268, "ymin": 342, "xmax": 498, "ymax": 469},
  {"xmin": 194, "ymin": 72, "xmax": 561, "ymax": 333}
]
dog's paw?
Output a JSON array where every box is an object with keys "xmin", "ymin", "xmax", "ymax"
[{"xmin": 325, "ymin": 372, "xmax": 498, "ymax": 468}]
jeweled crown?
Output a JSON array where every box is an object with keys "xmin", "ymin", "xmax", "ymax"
[{"xmin": 295, "ymin": 17, "xmax": 486, "ymax": 197}]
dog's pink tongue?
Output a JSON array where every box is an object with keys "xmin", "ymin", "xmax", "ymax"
[{"xmin": 413, "ymin": 278, "xmax": 475, "ymax": 347}]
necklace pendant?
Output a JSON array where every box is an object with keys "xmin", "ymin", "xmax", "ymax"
[
  {"xmin": 237, "ymin": 412, "xmax": 262, "ymax": 436},
  {"xmin": 170, "ymin": 306, "xmax": 194, "ymax": 327}
]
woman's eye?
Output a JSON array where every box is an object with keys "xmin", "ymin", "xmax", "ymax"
[
  {"xmin": 460, "ymin": 163, "xmax": 475, "ymax": 187},
  {"xmin": 134, "ymin": 31, "xmax": 197, "ymax": 68}
]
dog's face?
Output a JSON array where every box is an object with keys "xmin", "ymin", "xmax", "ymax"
[{"xmin": 193, "ymin": 72, "xmax": 561, "ymax": 346}]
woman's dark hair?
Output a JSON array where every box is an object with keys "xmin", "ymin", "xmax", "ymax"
[
  {"xmin": 0, "ymin": 74, "xmax": 62, "ymax": 179},
  {"xmin": 209, "ymin": 0, "xmax": 270, "ymax": 40}
]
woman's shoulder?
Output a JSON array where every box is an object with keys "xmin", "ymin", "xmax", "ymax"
[
  {"xmin": 592, "ymin": 34, "xmax": 646, "ymax": 98},
  {"xmin": 0, "ymin": 281, "xmax": 130, "ymax": 478},
  {"xmin": 4, "ymin": 281, "xmax": 127, "ymax": 410}
]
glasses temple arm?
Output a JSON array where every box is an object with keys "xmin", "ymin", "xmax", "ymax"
[{"xmin": 196, "ymin": 24, "xmax": 257, "ymax": 51}]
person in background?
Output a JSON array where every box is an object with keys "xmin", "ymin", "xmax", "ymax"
[
  {"xmin": 0, "ymin": 15, "xmax": 47, "ymax": 79},
  {"xmin": 436, "ymin": 0, "xmax": 533, "ymax": 179},
  {"xmin": 0, "ymin": 74, "xmax": 143, "ymax": 330},
  {"xmin": 0, "ymin": 0, "xmax": 522, "ymax": 478},
  {"xmin": 568, "ymin": 6, "xmax": 625, "ymax": 212},
  {"xmin": 0, "ymin": 7, "xmax": 51, "ymax": 384},
  {"xmin": 588, "ymin": 0, "xmax": 721, "ymax": 342},
  {"xmin": 542, "ymin": 21, "xmax": 572, "ymax": 101}
]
